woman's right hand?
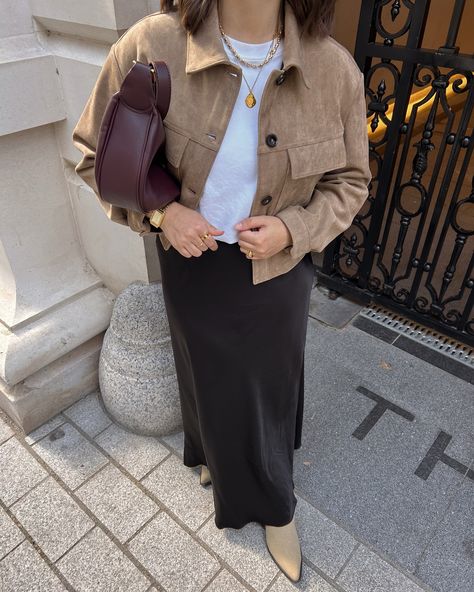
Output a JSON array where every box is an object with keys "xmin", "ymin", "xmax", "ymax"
[{"xmin": 159, "ymin": 201, "xmax": 225, "ymax": 257}]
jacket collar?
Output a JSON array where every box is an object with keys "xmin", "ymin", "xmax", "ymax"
[{"xmin": 185, "ymin": 0, "xmax": 311, "ymax": 89}]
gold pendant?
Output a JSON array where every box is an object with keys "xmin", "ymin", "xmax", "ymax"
[{"xmin": 245, "ymin": 92, "xmax": 257, "ymax": 108}]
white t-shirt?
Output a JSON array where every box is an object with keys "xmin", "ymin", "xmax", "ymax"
[{"xmin": 196, "ymin": 34, "xmax": 284, "ymax": 243}]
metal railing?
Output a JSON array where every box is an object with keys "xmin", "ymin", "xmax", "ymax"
[{"xmin": 318, "ymin": 0, "xmax": 474, "ymax": 346}]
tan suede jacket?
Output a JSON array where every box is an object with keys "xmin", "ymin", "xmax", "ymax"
[{"xmin": 72, "ymin": 1, "xmax": 371, "ymax": 285}]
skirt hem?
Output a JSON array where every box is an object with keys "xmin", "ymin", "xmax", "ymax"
[{"xmin": 212, "ymin": 498, "xmax": 298, "ymax": 530}]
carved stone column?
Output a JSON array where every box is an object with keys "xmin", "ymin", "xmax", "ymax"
[{"xmin": 0, "ymin": 0, "xmax": 165, "ymax": 432}]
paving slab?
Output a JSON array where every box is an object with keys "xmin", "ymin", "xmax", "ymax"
[
  {"xmin": 414, "ymin": 476, "xmax": 474, "ymax": 592},
  {"xmin": 296, "ymin": 318, "xmax": 474, "ymax": 582},
  {"xmin": 160, "ymin": 429, "xmax": 185, "ymax": 458},
  {"xmin": 56, "ymin": 526, "xmax": 150, "ymax": 592},
  {"xmin": 0, "ymin": 416, "xmax": 14, "ymax": 445},
  {"xmin": 25, "ymin": 414, "xmax": 66, "ymax": 445},
  {"xmin": 304, "ymin": 321, "xmax": 474, "ymax": 441},
  {"xmin": 197, "ymin": 516, "xmax": 279, "ymax": 592},
  {"xmin": 75, "ymin": 464, "xmax": 159, "ymax": 543},
  {"xmin": 295, "ymin": 399, "xmax": 470, "ymax": 570},
  {"xmin": 336, "ymin": 544, "xmax": 428, "ymax": 592},
  {"xmin": 0, "ymin": 437, "xmax": 48, "ymax": 506},
  {"xmin": 127, "ymin": 511, "xmax": 220, "ymax": 592},
  {"xmin": 10, "ymin": 476, "xmax": 94, "ymax": 562},
  {"xmin": 95, "ymin": 422, "xmax": 170, "ymax": 480},
  {"xmin": 0, "ymin": 540, "xmax": 66, "ymax": 591},
  {"xmin": 63, "ymin": 392, "xmax": 112, "ymax": 438},
  {"xmin": 295, "ymin": 494, "xmax": 358, "ymax": 578},
  {"xmin": 32, "ymin": 423, "xmax": 108, "ymax": 490},
  {"xmin": 0, "ymin": 507, "xmax": 24, "ymax": 560},
  {"xmin": 141, "ymin": 454, "xmax": 214, "ymax": 530},
  {"xmin": 309, "ymin": 286, "xmax": 363, "ymax": 329},
  {"xmin": 202, "ymin": 568, "xmax": 249, "ymax": 591},
  {"xmin": 269, "ymin": 566, "xmax": 340, "ymax": 591}
]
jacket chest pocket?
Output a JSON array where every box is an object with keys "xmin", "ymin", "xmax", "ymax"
[
  {"xmin": 288, "ymin": 134, "xmax": 346, "ymax": 178},
  {"xmin": 276, "ymin": 134, "xmax": 347, "ymax": 211}
]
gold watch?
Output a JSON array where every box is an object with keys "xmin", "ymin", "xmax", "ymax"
[{"xmin": 148, "ymin": 202, "xmax": 173, "ymax": 230}]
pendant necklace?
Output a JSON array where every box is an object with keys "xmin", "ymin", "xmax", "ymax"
[{"xmin": 218, "ymin": 16, "xmax": 283, "ymax": 108}]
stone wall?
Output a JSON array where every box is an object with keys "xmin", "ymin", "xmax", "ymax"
[{"xmin": 0, "ymin": 0, "xmax": 162, "ymax": 432}]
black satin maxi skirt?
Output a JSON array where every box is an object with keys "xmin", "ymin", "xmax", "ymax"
[{"xmin": 156, "ymin": 237, "xmax": 314, "ymax": 529}]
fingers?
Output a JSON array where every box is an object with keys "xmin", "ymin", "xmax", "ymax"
[
  {"xmin": 178, "ymin": 237, "xmax": 207, "ymax": 258},
  {"xmin": 208, "ymin": 225, "xmax": 225, "ymax": 236},
  {"xmin": 180, "ymin": 247, "xmax": 193, "ymax": 258},
  {"xmin": 237, "ymin": 236, "xmax": 260, "ymax": 252},
  {"xmin": 166, "ymin": 209, "xmax": 225, "ymax": 257},
  {"xmin": 237, "ymin": 241, "xmax": 262, "ymax": 259},
  {"xmin": 235, "ymin": 216, "xmax": 266, "ymax": 231},
  {"xmin": 180, "ymin": 230, "xmax": 220, "ymax": 257},
  {"xmin": 188, "ymin": 241, "xmax": 206, "ymax": 257},
  {"xmin": 197, "ymin": 228, "xmax": 222, "ymax": 251},
  {"xmin": 239, "ymin": 247, "xmax": 261, "ymax": 259},
  {"xmin": 172, "ymin": 215, "xmax": 228, "ymax": 257},
  {"xmin": 191, "ymin": 232, "xmax": 217, "ymax": 253},
  {"xmin": 179, "ymin": 237, "xmax": 262, "ymax": 259},
  {"xmin": 205, "ymin": 238, "xmax": 219, "ymax": 251}
]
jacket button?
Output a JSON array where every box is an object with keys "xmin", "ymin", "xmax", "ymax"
[
  {"xmin": 266, "ymin": 133, "xmax": 278, "ymax": 148},
  {"xmin": 275, "ymin": 72, "xmax": 286, "ymax": 85},
  {"xmin": 260, "ymin": 195, "xmax": 272, "ymax": 205}
]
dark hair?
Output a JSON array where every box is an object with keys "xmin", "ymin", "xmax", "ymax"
[{"xmin": 159, "ymin": 0, "xmax": 336, "ymax": 38}]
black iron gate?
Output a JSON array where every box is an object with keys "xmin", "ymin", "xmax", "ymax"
[{"xmin": 317, "ymin": 0, "xmax": 474, "ymax": 346}]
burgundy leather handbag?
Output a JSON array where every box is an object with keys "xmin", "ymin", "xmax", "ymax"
[{"xmin": 94, "ymin": 59, "xmax": 180, "ymax": 214}]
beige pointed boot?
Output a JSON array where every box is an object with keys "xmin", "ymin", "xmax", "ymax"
[
  {"xmin": 199, "ymin": 464, "xmax": 212, "ymax": 486},
  {"xmin": 264, "ymin": 516, "xmax": 302, "ymax": 582}
]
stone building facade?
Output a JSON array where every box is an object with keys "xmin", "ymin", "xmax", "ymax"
[{"xmin": 0, "ymin": 0, "xmax": 164, "ymax": 431}]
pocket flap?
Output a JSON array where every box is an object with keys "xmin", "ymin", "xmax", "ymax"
[
  {"xmin": 164, "ymin": 124, "xmax": 190, "ymax": 168},
  {"xmin": 288, "ymin": 135, "xmax": 346, "ymax": 178}
]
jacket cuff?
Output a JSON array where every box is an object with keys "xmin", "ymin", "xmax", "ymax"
[{"xmin": 274, "ymin": 206, "xmax": 311, "ymax": 260}]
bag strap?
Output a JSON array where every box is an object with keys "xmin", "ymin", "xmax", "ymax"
[
  {"xmin": 150, "ymin": 61, "xmax": 171, "ymax": 120},
  {"xmin": 120, "ymin": 59, "xmax": 171, "ymax": 119}
]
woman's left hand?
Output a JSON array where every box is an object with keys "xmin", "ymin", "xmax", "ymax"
[{"xmin": 235, "ymin": 215, "xmax": 292, "ymax": 259}]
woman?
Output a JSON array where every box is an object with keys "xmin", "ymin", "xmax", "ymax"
[{"xmin": 72, "ymin": 0, "xmax": 371, "ymax": 583}]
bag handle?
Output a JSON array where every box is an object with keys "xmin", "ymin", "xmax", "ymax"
[
  {"xmin": 121, "ymin": 59, "xmax": 171, "ymax": 119},
  {"xmin": 150, "ymin": 61, "xmax": 171, "ymax": 120}
]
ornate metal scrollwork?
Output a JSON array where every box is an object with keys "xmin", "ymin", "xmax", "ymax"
[{"xmin": 321, "ymin": 0, "xmax": 474, "ymax": 345}]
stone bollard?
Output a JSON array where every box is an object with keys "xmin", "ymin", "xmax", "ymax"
[{"xmin": 99, "ymin": 280, "xmax": 182, "ymax": 436}]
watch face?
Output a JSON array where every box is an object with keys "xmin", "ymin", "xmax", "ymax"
[{"xmin": 150, "ymin": 210, "xmax": 165, "ymax": 227}]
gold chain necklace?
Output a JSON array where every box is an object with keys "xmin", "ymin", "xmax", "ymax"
[
  {"xmin": 218, "ymin": 13, "xmax": 283, "ymax": 108},
  {"xmin": 241, "ymin": 44, "xmax": 273, "ymax": 108},
  {"xmin": 219, "ymin": 23, "xmax": 283, "ymax": 69}
]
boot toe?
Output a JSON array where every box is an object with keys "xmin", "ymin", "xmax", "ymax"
[
  {"xmin": 199, "ymin": 464, "xmax": 212, "ymax": 486},
  {"xmin": 264, "ymin": 518, "xmax": 302, "ymax": 582}
]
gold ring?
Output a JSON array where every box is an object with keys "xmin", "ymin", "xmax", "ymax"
[
  {"xmin": 200, "ymin": 233, "xmax": 211, "ymax": 241},
  {"xmin": 247, "ymin": 249, "xmax": 253, "ymax": 258}
]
